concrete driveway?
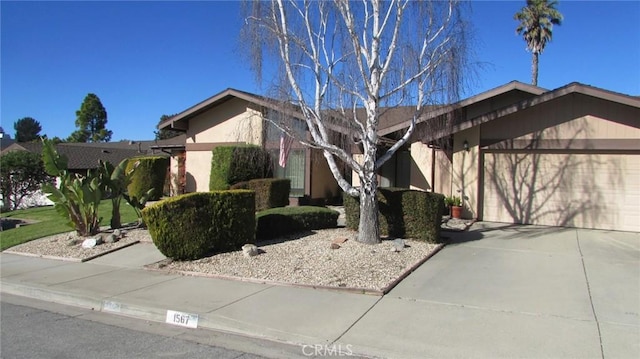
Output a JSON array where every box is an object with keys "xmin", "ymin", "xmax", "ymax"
[{"xmin": 339, "ymin": 222, "xmax": 640, "ymax": 359}]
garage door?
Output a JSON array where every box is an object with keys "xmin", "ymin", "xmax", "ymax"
[{"xmin": 483, "ymin": 152, "xmax": 640, "ymax": 232}]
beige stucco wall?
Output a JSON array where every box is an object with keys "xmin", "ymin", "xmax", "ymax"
[
  {"xmin": 180, "ymin": 98, "xmax": 265, "ymax": 193},
  {"xmin": 185, "ymin": 151, "xmax": 213, "ymax": 192},
  {"xmin": 451, "ymin": 126, "xmax": 480, "ymax": 219},
  {"xmin": 409, "ymin": 142, "xmax": 453, "ymax": 195},
  {"xmin": 310, "ymin": 150, "xmax": 340, "ymax": 200},
  {"xmin": 434, "ymin": 150, "xmax": 453, "ymax": 195},
  {"xmin": 186, "ymin": 98, "xmax": 263, "ymax": 145},
  {"xmin": 409, "ymin": 142, "xmax": 432, "ymax": 192}
]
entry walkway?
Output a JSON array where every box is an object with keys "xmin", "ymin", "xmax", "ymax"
[{"xmin": 1, "ymin": 223, "xmax": 638, "ymax": 358}]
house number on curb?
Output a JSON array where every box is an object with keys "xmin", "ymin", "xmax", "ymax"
[
  {"xmin": 165, "ymin": 310, "xmax": 198, "ymax": 329},
  {"xmin": 103, "ymin": 300, "xmax": 121, "ymax": 313}
]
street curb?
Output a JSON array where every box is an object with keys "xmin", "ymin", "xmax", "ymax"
[
  {"xmin": 0, "ymin": 281, "xmax": 342, "ymax": 349},
  {"xmin": 1, "ymin": 282, "xmax": 103, "ymax": 310}
]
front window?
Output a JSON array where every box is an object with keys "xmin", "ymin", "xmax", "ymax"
[
  {"xmin": 265, "ymin": 118, "xmax": 307, "ymax": 197},
  {"xmin": 270, "ymin": 148, "xmax": 305, "ymax": 197}
]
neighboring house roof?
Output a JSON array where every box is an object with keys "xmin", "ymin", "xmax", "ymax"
[
  {"xmin": 0, "ymin": 137, "xmax": 16, "ymax": 151},
  {"xmin": 0, "ymin": 140, "xmax": 170, "ymax": 171}
]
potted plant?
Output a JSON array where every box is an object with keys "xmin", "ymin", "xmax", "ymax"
[{"xmin": 445, "ymin": 195, "xmax": 463, "ymax": 219}]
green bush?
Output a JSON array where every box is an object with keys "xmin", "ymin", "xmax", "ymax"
[
  {"xmin": 209, "ymin": 146, "xmax": 234, "ymax": 190},
  {"xmin": 210, "ymin": 145, "xmax": 273, "ymax": 190},
  {"xmin": 343, "ymin": 188, "xmax": 445, "ymax": 243},
  {"xmin": 142, "ymin": 190, "xmax": 255, "ymax": 260},
  {"xmin": 127, "ymin": 156, "xmax": 169, "ymax": 201},
  {"xmin": 256, "ymin": 206, "xmax": 338, "ymax": 240},
  {"xmin": 231, "ymin": 178, "xmax": 290, "ymax": 211},
  {"xmin": 41, "ymin": 139, "xmax": 102, "ymax": 236}
]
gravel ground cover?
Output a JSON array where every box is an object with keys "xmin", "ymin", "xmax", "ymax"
[
  {"xmin": 4, "ymin": 226, "xmax": 441, "ymax": 292},
  {"xmin": 3, "ymin": 226, "xmax": 148, "ymax": 262},
  {"xmin": 147, "ymin": 227, "xmax": 440, "ymax": 293}
]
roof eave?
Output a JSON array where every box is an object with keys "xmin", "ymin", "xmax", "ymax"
[{"xmin": 157, "ymin": 88, "xmax": 286, "ymax": 131}]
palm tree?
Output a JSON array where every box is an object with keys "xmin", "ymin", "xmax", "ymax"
[{"xmin": 514, "ymin": 0, "xmax": 563, "ymax": 86}]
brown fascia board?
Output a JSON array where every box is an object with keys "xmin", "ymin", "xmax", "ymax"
[
  {"xmin": 377, "ymin": 81, "xmax": 547, "ymax": 137},
  {"xmin": 157, "ymin": 88, "xmax": 289, "ymax": 131},
  {"xmin": 427, "ymin": 82, "xmax": 640, "ymax": 141}
]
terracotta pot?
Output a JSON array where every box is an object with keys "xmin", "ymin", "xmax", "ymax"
[{"xmin": 451, "ymin": 206, "xmax": 462, "ymax": 219}]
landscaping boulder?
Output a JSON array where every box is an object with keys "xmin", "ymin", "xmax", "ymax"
[{"xmin": 242, "ymin": 244, "xmax": 259, "ymax": 257}]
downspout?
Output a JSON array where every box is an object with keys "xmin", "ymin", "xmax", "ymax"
[{"xmin": 431, "ymin": 146, "xmax": 436, "ymax": 192}]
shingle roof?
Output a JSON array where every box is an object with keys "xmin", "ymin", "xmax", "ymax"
[{"xmin": 0, "ymin": 141, "xmax": 170, "ymax": 171}]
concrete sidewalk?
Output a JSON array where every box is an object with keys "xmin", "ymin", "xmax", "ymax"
[{"xmin": 1, "ymin": 224, "xmax": 638, "ymax": 358}]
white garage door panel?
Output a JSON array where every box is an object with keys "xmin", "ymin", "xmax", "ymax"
[{"xmin": 483, "ymin": 153, "xmax": 640, "ymax": 232}]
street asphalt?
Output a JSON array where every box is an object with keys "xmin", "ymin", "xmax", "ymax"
[{"xmin": 1, "ymin": 222, "xmax": 638, "ymax": 358}]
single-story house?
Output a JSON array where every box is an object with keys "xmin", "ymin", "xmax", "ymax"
[
  {"xmin": 155, "ymin": 89, "xmax": 344, "ymax": 204},
  {"xmin": 158, "ymin": 81, "xmax": 639, "ymax": 232}
]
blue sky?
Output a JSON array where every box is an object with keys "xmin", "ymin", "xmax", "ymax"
[{"xmin": 2, "ymin": 1, "xmax": 638, "ymax": 142}]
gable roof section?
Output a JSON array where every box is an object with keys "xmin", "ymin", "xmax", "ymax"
[
  {"xmin": 158, "ymin": 88, "xmax": 282, "ymax": 132},
  {"xmin": 431, "ymin": 82, "xmax": 640, "ymax": 140},
  {"xmin": 378, "ymin": 80, "xmax": 546, "ymax": 137}
]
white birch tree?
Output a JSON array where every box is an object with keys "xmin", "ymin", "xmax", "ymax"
[{"xmin": 243, "ymin": 0, "xmax": 470, "ymax": 244}]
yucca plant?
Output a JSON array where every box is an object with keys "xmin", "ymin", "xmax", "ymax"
[
  {"xmin": 41, "ymin": 139, "xmax": 102, "ymax": 236},
  {"xmin": 99, "ymin": 158, "xmax": 153, "ymax": 228}
]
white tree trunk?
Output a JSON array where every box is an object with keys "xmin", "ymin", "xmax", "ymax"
[{"xmin": 358, "ymin": 168, "xmax": 380, "ymax": 244}]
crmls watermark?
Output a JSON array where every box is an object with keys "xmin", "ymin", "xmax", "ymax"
[{"xmin": 301, "ymin": 344, "xmax": 354, "ymax": 357}]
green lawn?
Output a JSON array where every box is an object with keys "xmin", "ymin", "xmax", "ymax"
[{"xmin": 0, "ymin": 200, "xmax": 139, "ymax": 251}]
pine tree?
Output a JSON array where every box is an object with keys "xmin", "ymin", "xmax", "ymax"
[{"xmin": 68, "ymin": 93, "xmax": 113, "ymax": 142}]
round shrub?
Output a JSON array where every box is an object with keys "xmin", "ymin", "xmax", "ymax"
[
  {"xmin": 142, "ymin": 190, "xmax": 256, "ymax": 260},
  {"xmin": 127, "ymin": 156, "xmax": 169, "ymax": 201}
]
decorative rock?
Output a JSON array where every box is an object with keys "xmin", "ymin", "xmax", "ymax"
[
  {"xmin": 94, "ymin": 235, "xmax": 104, "ymax": 245},
  {"xmin": 332, "ymin": 237, "xmax": 348, "ymax": 245},
  {"xmin": 391, "ymin": 238, "xmax": 405, "ymax": 252},
  {"xmin": 113, "ymin": 229, "xmax": 122, "ymax": 238},
  {"xmin": 81, "ymin": 238, "xmax": 97, "ymax": 249},
  {"xmin": 67, "ymin": 239, "xmax": 80, "ymax": 247},
  {"xmin": 330, "ymin": 243, "xmax": 341, "ymax": 250},
  {"xmin": 104, "ymin": 234, "xmax": 118, "ymax": 243},
  {"xmin": 242, "ymin": 244, "xmax": 259, "ymax": 257}
]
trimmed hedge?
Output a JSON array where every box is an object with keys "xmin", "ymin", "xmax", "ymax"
[
  {"xmin": 231, "ymin": 178, "xmax": 290, "ymax": 211},
  {"xmin": 256, "ymin": 206, "xmax": 339, "ymax": 240},
  {"xmin": 343, "ymin": 188, "xmax": 445, "ymax": 243},
  {"xmin": 209, "ymin": 145, "xmax": 273, "ymax": 190},
  {"xmin": 141, "ymin": 190, "xmax": 256, "ymax": 260},
  {"xmin": 127, "ymin": 156, "xmax": 169, "ymax": 201}
]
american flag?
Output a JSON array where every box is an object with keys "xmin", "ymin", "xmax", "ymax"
[{"xmin": 278, "ymin": 133, "xmax": 294, "ymax": 168}]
